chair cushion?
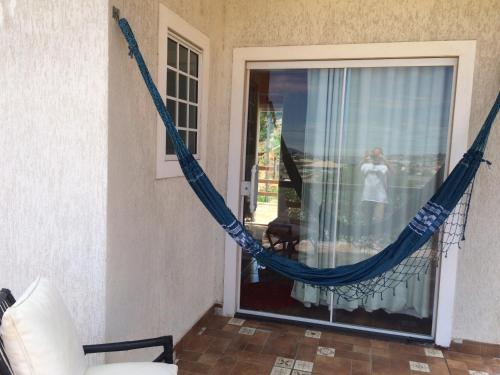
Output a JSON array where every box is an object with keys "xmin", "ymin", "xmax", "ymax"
[
  {"xmin": 0, "ymin": 278, "xmax": 87, "ymax": 375},
  {"xmin": 86, "ymin": 362, "xmax": 177, "ymax": 375}
]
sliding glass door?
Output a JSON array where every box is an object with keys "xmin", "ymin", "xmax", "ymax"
[{"xmin": 238, "ymin": 59, "xmax": 455, "ymax": 336}]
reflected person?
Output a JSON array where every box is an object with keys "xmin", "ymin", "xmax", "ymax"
[{"xmin": 360, "ymin": 147, "xmax": 391, "ymax": 249}]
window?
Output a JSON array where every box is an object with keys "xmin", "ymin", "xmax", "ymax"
[
  {"xmin": 165, "ymin": 36, "xmax": 200, "ymax": 155},
  {"xmin": 157, "ymin": 5, "xmax": 209, "ymax": 178}
]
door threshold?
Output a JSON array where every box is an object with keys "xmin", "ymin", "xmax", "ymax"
[{"xmin": 236, "ymin": 309, "xmax": 434, "ymax": 344}]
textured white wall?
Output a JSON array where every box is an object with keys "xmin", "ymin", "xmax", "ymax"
[
  {"xmin": 217, "ymin": 0, "xmax": 500, "ymax": 345},
  {"xmin": 0, "ymin": 0, "xmax": 108, "ymax": 349},
  {"xmin": 106, "ymin": 0, "xmax": 499, "ymax": 349},
  {"xmin": 1, "ymin": 1, "xmax": 497, "ymax": 358},
  {"xmin": 106, "ymin": 0, "xmax": 225, "ymax": 361}
]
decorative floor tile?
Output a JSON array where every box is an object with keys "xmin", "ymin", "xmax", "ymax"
[
  {"xmin": 174, "ymin": 310, "xmax": 497, "ymax": 375},
  {"xmin": 409, "ymin": 361, "xmax": 430, "ymax": 373},
  {"xmin": 274, "ymin": 356, "xmax": 295, "ymax": 369},
  {"xmin": 270, "ymin": 367, "xmax": 292, "ymax": 375},
  {"xmin": 317, "ymin": 346, "xmax": 336, "ymax": 357},
  {"xmin": 227, "ymin": 317, "xmax": 245, "ymax": 326},
  {"xmin": 293, "ymin": 360, "xmax": 313, "ymax": 372},
  {"xmin": 238, "ymin": 326, "xmax": 256, "ymax": 335},
  {"xmin": 304, "ymin": 330, "xmax": 321, "ymax": 339},
  {"xmin": 424, "ymin": 347, "xmax": 444, "ymax": 358}
]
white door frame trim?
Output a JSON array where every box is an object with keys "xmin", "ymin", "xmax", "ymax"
[{"xmin": 223, "ymin": 40, "xmax": 476, "ymax": 347}]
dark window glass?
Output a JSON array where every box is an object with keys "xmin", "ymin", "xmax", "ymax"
[
  {"xmin": 190, "ymin": 51, "xmax": 199, "ymax": 76},
  {"xmin": 179, "ymin": 45, "xmax": 188, "ymax": 73},
  {"xmin": 188, "ymin": 131, "xmax": 197, "ymax": 154},
  {"xmin": 178, "ymin": 102, "xmax": 187, "ymax": 127},
  {"xmin": 167, "ymin": 69, "xmax": 176, "ymax": 97},
  {"xmin": 178, "ymin": 129, "xmax": 187, "ymax": 146},
  {"xmin": 166, "ymin": 134, "xmax": 175, "ymax": 154},
  {"xmin": 167, "ymin": 38, "xmax": 177, "ymax": 68},
  {"xmin": 189, "ymin": 105, "xmax": 197, "ymax": 129},
  {"xmin": 189, "ymin": 79, "xmax": 198, "ymax": 103},
  {"xmin": 179, "ymin": 74, "xmax": 188, "ymax": 100},
  {"xmin": 166, "ymin": 99, "xmax": 176, "ymax": 122}
]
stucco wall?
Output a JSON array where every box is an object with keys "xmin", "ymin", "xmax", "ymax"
[
  {"xmin": 217, "ymin": 0, "xmax": 500, "ymax": 344},
  {"xmin": 0, "ymin": 0, "xmax": 108, "ymax": 349},
  {"xmin": 107, "ymin": 0, "xmax": 499, "ymax": 349},
  {"xmin": 106, "ymin": 0, "xmax": 225, "ymax": 361}
]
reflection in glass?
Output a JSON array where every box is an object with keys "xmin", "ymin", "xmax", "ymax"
[
  {"xmin": 178, "ymin": 102, "xmax": 187, "ymax": 128},
  {"xmin": 179, "ymin": 45, "xmax": 188, "ymax": 73},
  {"xmin": 189, "ymin": 105, "xmax": 197, "ymax": 129},
  {"xmin": 190, "ymin": 51, "xmax": 199, "ymax": 76},
  {"xmin": 188, "ymin": 131, "xmax": 197, "ymax": 154},
  {"xmin": 189, "ymin": 79, "xmax": 198, "ymax": 103},
  {"xmin": 167, "ymin": 38, "xmax": 177, "ymax": 68},
  {"xmin": 166, "ymin": 69, "xmax": 176, "ymax": 97},
  {"xmin": 239, "ymin": 65, "xmax": 453, "ymax": 334},
  {"xmin": 179, "ymin": 74, "xmax": 188, "ymax": 100},
  {"xmin": 166, "ymin": 99, "xmax": 176, "ymax": 121},
  {"xmin": 178, "ymin": 129, "xmax": 187, "ymax": 146}
]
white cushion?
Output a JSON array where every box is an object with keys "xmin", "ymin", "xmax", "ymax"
[
  {"xmin": 0, "ymin": 278, "xmax": 87, "ymax": 375},
  {"xmin": 86, "ymin": 362, "xmax": 177, "ymax": 375}
]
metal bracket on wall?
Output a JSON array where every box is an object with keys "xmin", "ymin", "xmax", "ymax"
[{"xmin": 112, "ymin": 6, "xmax": 120, "ymax": 22}]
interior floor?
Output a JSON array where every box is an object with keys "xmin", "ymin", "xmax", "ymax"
[{"xmin": 240, "ymin": 256, "xmax": 433, "ymax": 335}]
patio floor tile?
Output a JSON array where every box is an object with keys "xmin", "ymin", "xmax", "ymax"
[{"xmin": 174, "ymin": 311, "xmax": 499, "ymax": 375}]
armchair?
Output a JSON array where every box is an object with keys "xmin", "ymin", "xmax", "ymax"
[{"xmin": 0, "ymin": 279, "xmax": 176, "ymax": 375}]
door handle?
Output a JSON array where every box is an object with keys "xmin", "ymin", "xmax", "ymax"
[{"xmin": 249, "ymin": 164, "xmax": 259, "ymax": 214}]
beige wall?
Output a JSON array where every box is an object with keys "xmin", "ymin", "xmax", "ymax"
[
  {"xmin": 0, "ymin": 0, "xmax": 108, "ymax": 350},
  {"xmin": 106, "ymin": 0, "xmax": 226, "ymax": 361},
  {"xmin": 106, "ymin": 0, "xmax": 499, "ymax": 350},
  {"xmin": 218, "ymin": 0, "xmax": 499, "ymax": 344},
  {"xmin": 0, "ymin": 1, "xmax": 495, "ymax": 363}
]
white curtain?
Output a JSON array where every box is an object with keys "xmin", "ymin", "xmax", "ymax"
[
  {"xmin": 291, "ymin": 69, "xmax": 343, "ymax": 307},
  {"xmin": 291, "ymin": 66, "xmax": 453, "ymax": 318}
]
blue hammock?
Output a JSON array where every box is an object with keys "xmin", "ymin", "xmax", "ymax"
[{"xmin": 117, "ymin": 18, "xmax": 499, "ymax": 293}]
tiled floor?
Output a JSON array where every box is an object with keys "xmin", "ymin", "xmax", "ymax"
[{"xmin": 175, "ymin": 313, "xmax": 500, "ymax": 375}]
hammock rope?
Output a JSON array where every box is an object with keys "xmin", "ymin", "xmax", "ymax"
[{"xmin": 117, "ymin": 17, "xmax": 500, "ymax": 301}]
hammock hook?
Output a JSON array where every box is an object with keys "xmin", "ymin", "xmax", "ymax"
[{"xmin": 112, "ymin": 6, "xmax": 120, "ymax": 22}]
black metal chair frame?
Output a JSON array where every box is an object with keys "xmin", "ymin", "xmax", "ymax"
[{"xmin": 0, "ymin": 288, "xmax": 174, "ymax": 375}]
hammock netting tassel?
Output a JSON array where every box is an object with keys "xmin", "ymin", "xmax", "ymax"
[{"xmin": 117, "ymin": 17, "xmax": 500, "ymax": 302}]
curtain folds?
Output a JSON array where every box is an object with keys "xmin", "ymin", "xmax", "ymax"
[{"xmin": 292, "ymin": 66, "xmax": 453, "ymax": 318}]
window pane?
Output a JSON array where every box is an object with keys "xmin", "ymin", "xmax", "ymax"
[
  {"xmin": 179, "ymin": 74, "xmax": 188, "ymax": 100},
  {"xmin": 188, "ymin": 131, "xmax": 197, "ymax": 154},
  {"xmin": 189, "ymin": 79, "xmax": 198, "ymax": 103},
  {"xmin": 189, "ymin": 105, "xmax": 197, "ymax": 129},
  {"xmin": 179, "ymin": 45, "xmax": 188, "ymax": 73},
  {"xmin": 166, "ymin": 99, "xmax": 176, "ymax": 122},
  {"xmin": 178, "ymin": 102, "xmax": 187, "ymax": 128},
  {"xmin": 190, "ymin": 51, "xmax": 199, "ymax": 76},
  {"xmin": 167, "ymin": 69, "xmax": 176, "ymax": 97},
  {"xmin": 166, "ymin": 134, "xmax": 175, "ymax": 155},
  {"xmin": 167, "ymin": 38, "xmax": 177, "ymax": 68},
  {"xmin": 178, "ymin": 129, "xmax": 187, "ymax": 146}
]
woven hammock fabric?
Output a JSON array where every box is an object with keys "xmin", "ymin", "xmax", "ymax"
[{"xmin": 117, "ymin": 18, "xmax": 500, "ymax": 297}]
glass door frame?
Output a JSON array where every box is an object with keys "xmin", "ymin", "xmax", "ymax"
[{"xmin": 223, "ymin": 41, "xmax": 476, "ymax": 345}]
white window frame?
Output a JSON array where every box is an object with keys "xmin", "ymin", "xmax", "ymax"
[
  {"xmin": 157, "ymin": 4, "xmax": 209, "ymax": 179},
  {"xmin": 224, "ymin": 41, "xmax": 476, "ymax": 347}
]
